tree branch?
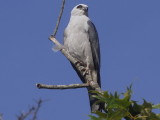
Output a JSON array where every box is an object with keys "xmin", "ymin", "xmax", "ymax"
[
  {"xmin": 52, "ymin": 0, "xmax": 65, "ymax": 37},
  {"xmin": 36, "ymin": 83, "xmax": 89, "ymax": 89},
  {"xmin": 17, "ymin": 107, "xmax": 35, "ymax": 120},
  {"xmin": 17, "ymin": 99, "xmax": 43, "ymax": 120},
  {"xmin": 32, "ymin": 99, "xmax": 43, "ymax": 120}
]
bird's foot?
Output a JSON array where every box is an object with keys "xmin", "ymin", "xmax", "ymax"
[
  {"xmin": 81, "ymin": 67, "xmax": 90, "ymax": 76},
  {"xmin": 75, "ymin": 61, "xmax": 83, "ymax": 66},
  {"xmin": 74, "ymin": 61, "xmax": 90, "ymax": 76}
]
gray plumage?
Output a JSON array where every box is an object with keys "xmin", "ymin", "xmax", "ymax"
[{"xmin": 63, "ymin": 4, "xmax": 101, "ymax": 112}]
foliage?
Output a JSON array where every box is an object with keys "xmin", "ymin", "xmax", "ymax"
[{"xmin": 89, "ymin": 85, "xmax": 160, "ymax": 120}]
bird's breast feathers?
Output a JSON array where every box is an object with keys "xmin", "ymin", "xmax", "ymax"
[
  {"xmin": 68, "ymin": 16, "xmax": 90, "ymax": 32},
  {"xmin": 64, "ymin": 15, "xmax": 94, "ymax": 66}
]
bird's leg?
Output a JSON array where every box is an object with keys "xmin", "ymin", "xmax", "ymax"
[
  {"xmin": 81, "ymin": 66, "xmax": 89, "ymax": 76},
  {"xmin": 74, "ymin": 60, "xmax": 88, "ymax": 75},
  {"xmin": 81, "ymin": 57, "xmax": 90, "ymax": 76},
  {"xmin": 74, "ymin": 57, "xmax": 90, "ymax": 77}
]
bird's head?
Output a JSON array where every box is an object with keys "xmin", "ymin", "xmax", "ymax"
[{"xmin": 71, "ymin": 4, "xmax": 88, "ymax": 16}]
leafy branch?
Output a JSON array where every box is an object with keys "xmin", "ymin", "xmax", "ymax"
[{"xmin": 89, "ymin": 85, "xmax": 160, "ymax": 120}]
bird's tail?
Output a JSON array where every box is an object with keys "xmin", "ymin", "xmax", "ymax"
[
  {"xmin": 87, "ymin": 88, "xmax": 103, "ymax": 112},
  {"xmin": 88, "ymin": 70, "xmax": 103, "ymax": 112},
  {"xmin": 70, "ymin": 63, "xmax": 102, "ymax": 112}
]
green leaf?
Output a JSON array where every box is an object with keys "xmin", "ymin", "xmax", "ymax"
[
  {"xmin": 153, "ymin": 104, "xmax": 160, "ymax": 109},
  {"xmin": 88, "ymin": 85, "xmax": 160, "ymax": 120},
  {"xmin": 88, "ymin": 115, "xmax": 100, "ymax": 120},
  {"xmin": 95, "ymin": 111, "xmax": 108, "ymax": 118},
  {"xmin": 156, "ymin": 114, "xmax": 160, "ymax": 119}
]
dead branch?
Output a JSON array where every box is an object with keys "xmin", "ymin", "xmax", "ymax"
[
  {"xmin": 52, "ymin": 0, "xmax": 65, "ymax": 37},
  {"xmin": 17, "ymin": 99, "xmax": 43, "ymax": 120},
  {"xmin": 32, "ymin": 99, "xmax": 42, "ymax": 120},
  {"xmin": 17, "ymin": 107, "xmax": 35, "ymax": 120},
  {"xmin": 36, "ymin": 83, "xmax": 89, "ymax": 89}
]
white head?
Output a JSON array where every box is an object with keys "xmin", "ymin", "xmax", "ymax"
[{"xmin": 71, "ymin": 4, "xmax": 88, "ymax": 16}]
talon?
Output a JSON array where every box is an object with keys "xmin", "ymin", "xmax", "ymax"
[
  {"xmin": 81, "ymin": 68, "xmax": 90, "ymax": 76},
  {"xmin": 75, "ymin": 61, "xmax": 83, "ymax": 66}
]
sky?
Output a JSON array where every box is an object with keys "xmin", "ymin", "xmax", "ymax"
[{"xmin": 0, "ymin": 0, "xmax": 160, "ymax": 120}]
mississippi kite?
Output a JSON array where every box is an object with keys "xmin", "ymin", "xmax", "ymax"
[{"xmin": 63, "ymin": 4, "xmax": 101, "ymax": 112}]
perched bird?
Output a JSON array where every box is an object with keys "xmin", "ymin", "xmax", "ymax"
[{"xmin": 63, "ymin": 4, "xmax": 101, "ymax": 112}]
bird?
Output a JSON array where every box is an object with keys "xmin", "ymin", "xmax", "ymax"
[{"xmin": 63, "ymin": 4, "xmax": 101, "ymax": 112}]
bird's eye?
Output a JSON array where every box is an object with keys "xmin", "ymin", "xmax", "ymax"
[{"xmin": 77, "ymin": 5, "xmax": 83, "ymax": 9}]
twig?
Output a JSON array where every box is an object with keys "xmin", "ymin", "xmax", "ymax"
[
  {"xmin": 52, "ymin": 0, "xmax": 65, "ymax": 37},
  {"xmin": 17, "ymin": 107, "xmax": 35, "ymax": 120},
  {"xmin": 32, "ymin": 99, "xmax": 43, "ymax": 120},
  {"xmin": 36, "ymin": 83, "xmax": 89, "ymax": 89},
  {"xmin": 17, "ymin": 99, "xmax": 43, "ymax": 120}
]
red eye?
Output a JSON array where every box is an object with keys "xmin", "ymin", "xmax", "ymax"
[{"xmin": 77, "ymin": 5, "xmax": 83, "ymax": 9}]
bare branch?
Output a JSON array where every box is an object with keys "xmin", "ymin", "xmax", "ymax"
[
  {"xmin": 17, "ymin": 99, "xmax": 43, "ymax": 120},
  {"xmin": 52, "ymin": 0, "xmax": 65, "ymax": 37},
  {"xmin": 32, "ymin": 99, "xmax": 43, "ymax": 120},
  {"xmin": 36, "ymin": 83, "xmax": 89, "ymax": 89},
  {"xmin": 17, "ymin": 107, "xmax": 35, "ymax": 120}
]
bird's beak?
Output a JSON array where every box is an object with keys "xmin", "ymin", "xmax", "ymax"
[{"xmin": 83, "ymin": 7, "xmax": 88, "ymax": 11}]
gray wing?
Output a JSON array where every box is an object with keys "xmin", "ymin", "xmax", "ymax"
[{"xmin": 87, "ymin": 20, "xmax": 101, "ymax": 87}]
